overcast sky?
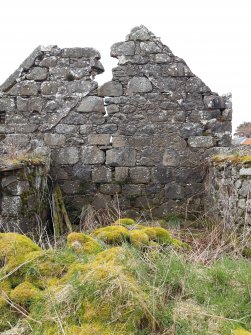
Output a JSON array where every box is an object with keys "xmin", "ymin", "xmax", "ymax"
[{"xmin": 0, "ymin": 0, "xmax": 250, "ymax": 133}]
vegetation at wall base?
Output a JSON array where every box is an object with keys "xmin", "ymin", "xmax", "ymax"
[
  {"xmin": 212, "ymin": 154, "xmax": 251, "ymax": 164},
  {"xmin": 0, "ymin": 219, "xmax": 251, "ymax": 335}
]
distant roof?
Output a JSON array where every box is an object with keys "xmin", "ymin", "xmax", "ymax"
[
  {"xmin": 232, "ymin": 137, "xmax": 245, "ymax": 145},
  {"xmin": 241, "ymin": 138, "xmax": 251, "ymax": 145}
]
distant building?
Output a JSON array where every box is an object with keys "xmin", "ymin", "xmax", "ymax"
[
  {"xmin": 241, "ymin": 138, "xmax": 251, "ymax": 145},
  {"xmin": 232, "ymin": 137, "xmax": 246, "ymax": 145}
]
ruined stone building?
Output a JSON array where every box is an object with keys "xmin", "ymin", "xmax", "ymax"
[{"xmin": 0, "ymin": 26, "xmax": 234, "ymax": 229}]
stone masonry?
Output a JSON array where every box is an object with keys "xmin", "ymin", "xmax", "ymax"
[
  {"xmin": 0, "ymin": 163, "xmax": 48, "ymax": 232},
  {"xmin": 206, "ymin": 159, "xmax": 251, "ymax": 226},
  {"xmin": 0, "ymin": 26, "xmax": 233, "ymax": 222}
]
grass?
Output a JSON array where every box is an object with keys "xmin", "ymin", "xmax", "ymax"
[
  {"xmin": 212, "ymin": 154, "xmax": 251, "ymax": 164},
  {"xmin": 0, "ymin": 139, "xmax": 48, "ymax": 168},
  {"xmin": 0, "ymin": 152, "xmax": 47, "ymax": 167},
  {"xmin": 0, "ymin": 221, "xmax": 251, "ymax": 335}
]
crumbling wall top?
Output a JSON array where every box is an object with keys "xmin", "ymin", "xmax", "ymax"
[{"xmin": 0, "ymin": 45, "xmax": 103, "ymax": 93}]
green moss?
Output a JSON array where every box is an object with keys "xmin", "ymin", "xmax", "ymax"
[
  {"xmin": 24, "ymin": 250, "xmax": 65, "ymax": 289},
  {"xmin": 21, "ymin": 183, "xmax": 48, "ymax": 219},
  {"xmin": 81, "ymin": 256, "xmax": 124, "ymax": 282},
  {"xmin": 62, "ymin": 263, "xmax": 87, "ymax": 282},
  {"xmin": 240, "ymin": 156, "xmax": 251, "ymax": 163},
  {"xmin": 27, "ymin": 174, "xmax": 35, "ymax": 184},
  {"xmin": 114, "ymin": 218, "xmax": 136, "ymax": 226},
  {"xmin": 71, "ymin": 248, "xmax": 151, "ymax": 331},
  {"xmin": 142, "ymin": 227, "xmax": 172, "ymax": 244},
  {"xmin": 43, "ymin": 324, "xmax": 60, "ymax": 335},
  {"xmin": 0, "ymin": 280, "xmax": 11, "ymax": 308},
  {"xmin": 91, "ymin": 224, "xmax": 188, "ymax": 250},
  {"xmin": 131, "ymin": 224, "xmax": 148, "ymax": 230},
  {"xmin": 67, "ymin": 232, "xmax": 103, "ymax": 254},
  {"xmin": 20, "ymin": 191, "xmax": 30, "ymax": 206},
  {"xmin": 129, "ymin": 229, "xmax": 149, "ymax": 248},
  {"xmin": 2, "ymin": 226, "xmax": 250, "ymax": 335},
  {"xmin": 20, "ymin": 190, "xmax": 32, "ymax": 217},
  {"xmin": 171, "ymin": 238, "xmax": 191, "ymax": 250},
  {"xmin": 95, "ymin": 246, "xmax": 126, "ymax": 264},
  {"xmin": 10, "ymin": 281, "xmax": 41, "ymax": 306},
  {"xmin": 234, "ymin": 329, "xmax": 251, "ymax": 335},
  {"xmin": 92, "ymin": 226, "xmax": 130, "ymax": 245},
  {"xmin": 37, "ymin": 246, "xmax": 149, "ymax": 334},
  {"xmin": 65, "ymin": 323, "xmax": 128, "ymax": 335},
  {"xmin": 0, "ymin": 233, "xmax": 41, "ymax": 272},
  {"xmin": 79, "ymin": 300, "xmax": 111, "ymax": 323},
  {"xmin": 20, "ymin": 168, "xmax": 48, "ymax": 219}
]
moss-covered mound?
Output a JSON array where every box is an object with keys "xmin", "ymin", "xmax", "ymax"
[
  {"xmin": 114, "ymin": 218, "xmax": 136, "ymax": 226},
  {"xmin": 0, "ymin": 221, "xmax": 250, "ymax": 334},
  {"xmin": 92, "ymin": 222, "xmax": 189, "ymax": 249},
  {"xmin": 92, "ymin": 225, "xmax": 130, "ymax": 244},
  {"xmin": 67, "ymin": 232, "xmax": 103, "ymax": 254},
  {"xmin": 0, "ymin": 232, "xmax": 41, "ymax": 271},
  {"xmin": 10, "ymin": 281, "xmax": 41, "ymax": 306}
]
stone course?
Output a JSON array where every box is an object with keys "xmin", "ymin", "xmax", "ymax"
[{"xmin": 0, "ymin": 26, "xmax": 233, "ymax": 221}]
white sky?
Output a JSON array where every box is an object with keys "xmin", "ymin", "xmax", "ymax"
[{"xmin": 0, "ymin": 0, "xmax": 250, "ymax": 133}]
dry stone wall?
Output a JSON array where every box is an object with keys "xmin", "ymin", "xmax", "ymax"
[
  {"xmin": 0, "ymin": 26, "xmax": 232, "ymax": 221},
  {"xmin": 206, "ymin": 159, "xmax": 251, "ymax": 226},
  {"xmin": 0, "ymin": 163, "xmax": 48, "ymax": 232}
]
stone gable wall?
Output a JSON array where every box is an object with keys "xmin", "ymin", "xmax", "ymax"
[
  {"xmin": 95, "ymin": 26, "xmax": 232, "ymax": 217},
  {"xmin": 0, "ymin": 26, "xmax": 232, "ymax": 220}
]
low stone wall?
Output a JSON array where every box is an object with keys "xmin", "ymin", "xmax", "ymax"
[
  {"xmin": 0, "ymin": 162, "xmax": 49, "ymax": 233},
  {"xmin": 206, "ymin": 157, "xmax": 251, "ymax": 226}
]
